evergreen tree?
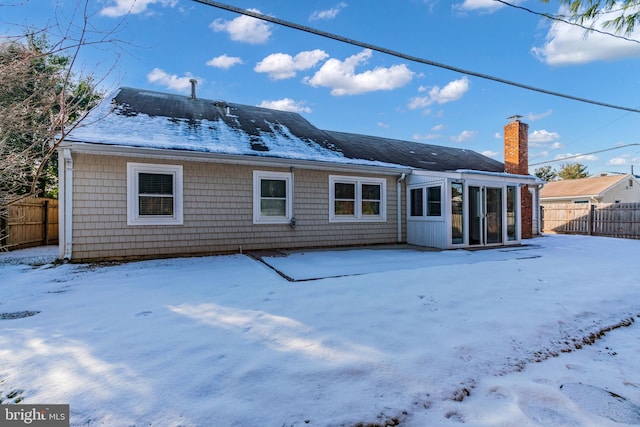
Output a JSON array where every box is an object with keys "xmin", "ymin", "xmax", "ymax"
[
  {"xmin": 534, "ymin": 165, "xmax": 559, "ymax": 182},
  {"xmin": 0, "ymin": 34, "xmax": 101, "ymax": 202},
  {"xmin": 558, "ymin": 162, "xmax": 589, "ymax": 180},
  {"xmin": 542, "ymin": 0, "xmax": 640, "ymax": 35}
]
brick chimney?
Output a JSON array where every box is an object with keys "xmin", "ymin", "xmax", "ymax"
[
  {"xmin": 504, "ymin": 115, "xmax": 528, "ymax": 175},
  {"xmin": 504, "ymin": 116, "xmax": 532, "ymax": 239}
]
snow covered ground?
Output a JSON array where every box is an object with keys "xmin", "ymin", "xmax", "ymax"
[{"xmin": 1, "ymin": 234, "xmax": 639, "ymax": 426}]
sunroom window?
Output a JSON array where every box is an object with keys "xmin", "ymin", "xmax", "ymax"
[{"xmin": 409, "ymin": 185, "xmax": 442, "ymax": 218}]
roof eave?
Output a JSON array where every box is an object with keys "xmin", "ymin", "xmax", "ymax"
[
  {"xmin": 540, "ymin": 195, "xmax": 600, "ymax": 201},
  {"xmin": 453, "ymin": 169, "xmax": 540, "ymax": 182},
  {"xmin": 59, "ymin": 140, "xmax": 412, "ymax": 176}
]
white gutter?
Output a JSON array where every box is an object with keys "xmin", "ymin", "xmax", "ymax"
[
  {"xmin": 57, "ymin": 151, "xmax": 65, "ymax": 259},
  {"xmin": 62, "ymin": 149, "xmax": 74, "ymax": 260},
  {"xmin": 397, "ymin": 173, "xmax": 407, "ymax": 242},
  {"xmin": 290, "ymin": 166, "xmax": 296, "ymax": 229},
  {"xmin": 454, "ymin": 169, "xmax": 541, "ymax": 183}
]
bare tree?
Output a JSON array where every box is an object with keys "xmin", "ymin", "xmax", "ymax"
[{"xmin": 0, "ymin": 0, "xmax": 123, "ymax": 250}]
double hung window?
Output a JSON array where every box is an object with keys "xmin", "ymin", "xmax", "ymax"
[
  {"xmin": 127, "ymin": 163, "xmax": 183, "ymax": 226},
  {"xmin": 409, "ymin": 185, "xmax": 442, "ymax": 218},
  {"xmin": 253, "ymin": 171, "xmax": 293, "ymax": 224},
  {"xmin": 330, "ymin": 176, "xmax": 386, "ymax": 222}
]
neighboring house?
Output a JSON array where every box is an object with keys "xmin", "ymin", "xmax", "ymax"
[
  {"xmin": 58, "ymin": 86, "xmax": 540, "ymax": 261},
  {"xmin": 540, "ymin": 174, "xmax": 640, "ymax": 205}
]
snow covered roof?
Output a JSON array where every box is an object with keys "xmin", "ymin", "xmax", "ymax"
[{"xmin": 65, "ymin": 87, "xmax": 506, "ymax": 173}]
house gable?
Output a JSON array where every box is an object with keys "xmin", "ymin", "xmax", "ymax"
[{"xmin": 540, "ymin": 174, "xmax": 638, "ymax": 202}]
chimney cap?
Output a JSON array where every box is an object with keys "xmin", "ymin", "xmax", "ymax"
[{"xmin": 507, "ymin": 114, "xmax": 523, "ymax": 122}]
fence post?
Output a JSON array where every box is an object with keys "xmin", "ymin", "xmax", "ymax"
[
  {"xmin": 0, "ymin": 209, "xmax": 6, "ymax": 249},
  {"xmin": 43, "ymin": 200, "xmax": 49, "ymax": 245},
  {"xmin": 589, "ymin": 204, "xmax": 595, "ymax": 235}
]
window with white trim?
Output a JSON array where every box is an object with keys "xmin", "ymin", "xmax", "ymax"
[
  {"xmin": 426, "ymin": 186, "xmax": 442, "ymax": 216},
  {"xmin": 410, "ymin": 188, "xmax": 424, "ymax": 217},
  {"xmin": 253, "ymin": 171, "xmax": 293, "ymax": 224},
  {"xmin": 409, "ymin": 185, "xmax": 442, "ymax": 218},
  {"xmin": 127, "ymin": 163, "xmax": 183, "ymax": 226},
  {"xmin": 329, "ymin": 176, "xmax": 386, "ymax": 222}
]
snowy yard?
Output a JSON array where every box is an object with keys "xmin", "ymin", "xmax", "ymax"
[{"xmin": 1, "ymin": 234, "xmax": 640, "ymax": 426}]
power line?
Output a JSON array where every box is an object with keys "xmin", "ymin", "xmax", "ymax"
[
  {"xmin": 493, "ymin": 0, "xmax": 640, "ymax": 45},
  {"xmin": 530, "ymin": 143, "xmax": 640, "ymax": 166},
  {"xmin": 192, "ymin": 0, "xmax": 640, "ymax": 114}
]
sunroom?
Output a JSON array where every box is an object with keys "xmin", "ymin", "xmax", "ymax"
[{"xmin": 406, "ymin": 170, "xmax": 539, "ymax": 249}]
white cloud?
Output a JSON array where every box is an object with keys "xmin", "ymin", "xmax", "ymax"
[
  {"xmin": 100, "ymin": 0, "xmax": 177, "ymax": 17},
  {"xmin": 529, "ymin": 129, "xmax": 560, "ymax": 147},
  {"xmin": 408, "ymin": 77, "xmax": 470, "ymax": 110},
  {"xmin": 377, "ymin": 122, "xmax": 390, "ymax": 128},
  {"xmin": 258, "ymin": 98, "xmax": 311, "ymax": 113},
  {"xmin": 554, "ymin": 152, "xmax": 599, "ymax": 162},
  {"xmin": 607, "ymin": 154, "xmax": 640, "ymax": 166},
  {"xmin": 210, "ymin": 9, "xmax": 272, "ymax": 44},
  {"xmin": 255, "ymin": 50, "xmax": 329, "ymax": 80},
  {"xmin": 310, "ymin": 2, "xmax": 347, "ymax": 21},
  {"xmin": 526, "ymin": 110, "xmax": 553, "ymax": 121},
  {"xmin": 305, "ymin": 49, "xmax": 414, "ymax": 95},
  {"xmin": 408, "ymin": 97, "xmax": 429, "ymax": 109},
  {"xmin": 481, "ymin": 150, "xmax": 499, "ymax": 158},
  {"xmin": 431, "ymin": 77, "xmax": 470, "ymax": 104},
  {"xmin": 432, "ymin": 124, "xmax": 446, "ymax": 132},
  {"xmin": 532, "ymin": 6, "xmax": 640, "ymax": 65},
  {"xmin": 147, "ymin": 68, "xmax": 198, "ymax": 91},
  {"xmin": 455, "ymin": 0, "xmax": 524, "ymax": 12},
  {"xmin": 451, "ymin": 130, "xmax": 477, "ymax": 143},
  {"xmin": 550, "ymin": 142, "xmax": 564, "ymax": 150},
  {"xmin": 206, "ymin": 54, "xmax": 243, "ymax": 69},
  {"xmin": 608, "ymin": 157, "xmax": 628, "ymax": 165}
]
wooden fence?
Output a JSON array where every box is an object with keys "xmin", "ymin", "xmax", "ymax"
[
  {"xmin": 0, "ymin": 197, "xmax": 59, "ymax": 251},
  {"xmin": 541, "ymin": 202, "xmax": 640, "ymax": 239}
]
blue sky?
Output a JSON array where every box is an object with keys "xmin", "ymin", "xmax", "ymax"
[{"xmin": 3, "ymin": 0, "xmax": 640, "ymax": 175}]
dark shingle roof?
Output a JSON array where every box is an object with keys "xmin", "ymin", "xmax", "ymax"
[
  {"xmin": 324, "ymin": 130, "xmax": 504, "ymax": 173},
  {"xmin": 72, "ymin": 87, "xmax": 506, "ymax": 173}
]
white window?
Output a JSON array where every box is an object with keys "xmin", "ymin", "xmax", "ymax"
[
  {"xmin": 329, "ymin": 175, "xmax": 386, "ymax": 222},
  {"xmin": 253, "ymin": 171, "xmax": 293, "ymax": 224},
  {"xmin": 410, "ymin": 188, "xmax": 424, "ymax": 217},
  {"xmin": 127, "ymin": 163, "xmax": 183, "ymax": 226},
  {"xmin": 409, "ymin": 185, "xmax": 442, "ymax": 218}
]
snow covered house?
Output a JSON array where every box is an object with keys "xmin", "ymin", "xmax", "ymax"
[{"xmin": 57, "ymin": 86, "xmax": 540, "ymax": 261}]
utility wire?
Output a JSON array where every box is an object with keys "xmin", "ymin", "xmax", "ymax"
[
  {"xmin": 494, "ymin": 0, "xmax": 640, "ymax": 165},
  {"xmin": 530, "ymin": 143, "xmax": 640, "ymax": 166},
  {"xmin": 192, "ymin": 0, "xmax": 640, "ymax": 114},
  {"xmin": 493, "ymin": 0, "xmax": 640, "ymax": 44}
]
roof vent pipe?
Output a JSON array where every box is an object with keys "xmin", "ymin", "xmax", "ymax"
[{"xmin": 189, "ymin": 79, "xmax": 197, "ymax": 99}]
